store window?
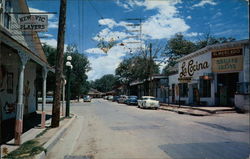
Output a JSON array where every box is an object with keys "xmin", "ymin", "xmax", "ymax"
[
  {"xmin": 4, "ymin": 0, "xmax": 11, "ymax": 29},
  {"xmin": 179, "ymin": 83, "xmax": 188, "ymax": 97},
  {"xmin": 199, "ymin": 78, "xmax": 211, "ymax": 97}
]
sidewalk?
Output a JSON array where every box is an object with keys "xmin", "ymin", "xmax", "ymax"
[
  {"xmin": 160, "ymin": 103, "xmax": 236, "ymax": 116},
  {"xmin": 1, "ymin": 112, "xmax": 75, "ymax": 159}
]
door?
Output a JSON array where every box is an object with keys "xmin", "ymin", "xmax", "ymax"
[
  {"xmin": 172, "ymin": 84, "xmax": 175, "ymax": 103},
  {"xmin": 219, "ymin": 86, "xmax": 228, "ymax": 106},
  {"xmin": 193, "ymin": 84, "xmax": 200, "ymax": 105}
]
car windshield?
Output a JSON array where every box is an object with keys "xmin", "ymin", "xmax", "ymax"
[{"xmin": 143, "ymin": 97, "xmax": 156, "ymax": 100}]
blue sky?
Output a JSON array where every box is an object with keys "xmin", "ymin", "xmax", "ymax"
[{"xmin": 27, "ymin": 0, "xmax": 249, "ymax": 80}]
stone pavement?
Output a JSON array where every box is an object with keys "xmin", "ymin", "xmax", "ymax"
[{"xmin": 160, "ymin": 103, "xmax": 237, "ymax": 116}]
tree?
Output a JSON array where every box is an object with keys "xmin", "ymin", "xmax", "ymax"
[
  {"xmin": 42, "ymin": 44, "xmax": 57, "ymax": 92},
  {"xmin": 65, "ymin": 44, "xmax": 91, "ymax": 101},
  {"xmin": 196, "ymin": 33, "xmax": 235, "ymax": 49},
  {"xmin": 162, "ymin": 33, "xmax": 197, "ymax": 69},
  {"xmin": 91, "ymin": 74, "xmax": 119, "ymax": 92}
]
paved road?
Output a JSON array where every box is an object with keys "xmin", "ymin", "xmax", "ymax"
[{"xmin": 46, "ymin": 99, "xmax": 250, "ymax": 159}]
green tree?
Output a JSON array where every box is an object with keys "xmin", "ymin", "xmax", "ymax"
[
  {"xmin": 65, "ymin": 44, "xmax": 91, "ymax": 100},
  {"xmin": 196, "ymin": 33, "xmax": 235, "ymax": 49},
  {"xmin": 162, "ymin": 33, "xmax": 197, "ymax": 69},
  {"xmin": 41, "ymin": 44, "xmax": 57, "ymax": 92},
  {"xmin": 91, "ymin": 74, "xmax": 119, "ymax": 92}
]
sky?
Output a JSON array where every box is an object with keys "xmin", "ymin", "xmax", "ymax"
[{"xmin": 27, "ymin": 0, "xmax": 249, "ymax": 81}]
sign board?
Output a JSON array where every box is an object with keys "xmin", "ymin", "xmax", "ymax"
[
  {"xmin": 212, "ymin": 48, "xmax": 243, "ymax": 72},
  {"xmin": 178, "ymin": 53, "xmax": 211, "ymax": 82},
  {"xmin": 18, "ymin": 14, "xmax": 48, "ymax": 32}
]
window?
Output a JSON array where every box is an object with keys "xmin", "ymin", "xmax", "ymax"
[
  {"xmin": 179, "ymin": 83, "xmax": 188, "ymax": 97},
  {"xmin": 199, "ymin": 78, "xmax": 211, "ymax": 97},
  {"xmin": 4, "ymin": 0, "xmax": 11, "ymax": 29}
]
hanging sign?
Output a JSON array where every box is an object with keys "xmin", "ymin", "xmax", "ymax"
[
  {"xmin": 18, "ymin": 14, "xmax": 48, "ymax": 32},
  {"xmin": 212, "ymin": 48, "xmax": 243, "ymax": 72}
]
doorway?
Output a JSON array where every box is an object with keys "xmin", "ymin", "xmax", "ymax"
[
  {"xmin": 172, "ymin": 84, "xmax": 175, "ymax": 103},
  {"xmin": 217, "ymin": 73, "xmax": 239, "ymax": 106}
]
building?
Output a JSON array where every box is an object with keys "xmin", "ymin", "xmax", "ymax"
[
  {"xmin": 129, "ymin": 75, "xmax": 168, "ymax": 102},
  {"xmin": 87, "ymin": 88, "xmax": 104, "ymax": 98},
  {"xmin": 168, "ymin": 40, "xmax": 249, "ymax": 110},
  {"xmin": 0, "ymin": 0, "xmax": 52, "ymax": 143}
]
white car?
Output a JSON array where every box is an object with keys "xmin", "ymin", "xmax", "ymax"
[{"xmin": 137, "ymin": 96, "xmax": 159, "ymax": 109}]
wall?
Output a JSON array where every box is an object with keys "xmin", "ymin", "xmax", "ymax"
[{"xmin": 0, "ymin": 43, "xmax": 37, "ymax": 121}]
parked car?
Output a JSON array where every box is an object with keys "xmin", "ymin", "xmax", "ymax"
[
  {"xmin": 107, "ymin": 95, "xmax": 114, "ymax": 100},
  {"xmin": 125, "ymin": 96, "xmax": 138, "ymax": 105},
  {"xmin": 38, "ymin": 96, "xmax": 54, "ymax": 103},
  {"xmin": 83, "ymin": 95, "xmax": 91, "ymax": 102},
  {"xmin": 118, "ymin": 95, "xmax": 128, "ymax": 103},
  {"xmin": 137, "ymin": 96, "xmax": 159, "ymax": 109},
  {"xmin": 112, "ymin": 96, "xmax": 119, "ymax": 102},
  {"xmin": 103, "ymin": 96, "xmax": 108, "ymax": 100}
]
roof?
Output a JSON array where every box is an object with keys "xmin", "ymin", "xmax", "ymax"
[
  {"xmin": 177, "ymin": 39, "xmax": 249, "ymax": 62},
  {"xmin": 130, "ymin": 75, "xmax": 168, "ymax": 86},
  {"xmin": 0, "ymin": 0, "xmax": 50, "ymax": 68}
]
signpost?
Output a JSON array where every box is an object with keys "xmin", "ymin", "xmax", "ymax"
[{"xmin": 18, "ymin": 14, "xmax": 48, "ymax": 32}]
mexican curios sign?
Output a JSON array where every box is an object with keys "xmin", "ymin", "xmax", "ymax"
[{"xmin": 18, "ymin": 14, "xmax": 48, "ymax": 32}]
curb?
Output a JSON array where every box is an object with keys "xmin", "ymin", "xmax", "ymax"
[
  {"xmin": 159, "ymin": 107, "xmax": 208, "ymax": 116},
  {"xmin": 34, "ymin": 115, "xmax": 76, "ymax": 159}
]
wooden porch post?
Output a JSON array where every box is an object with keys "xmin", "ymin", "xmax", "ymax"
[
  {"xmin": 15, "ymin": 51, "xmax": 29, "ymax": 145},
  {"xmin": 41, "ymin": 67, "xmax": 48, "ymax": 128}
]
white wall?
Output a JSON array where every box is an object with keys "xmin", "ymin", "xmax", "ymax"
[{"xmin": 0, "ymin": 47, "xmax": 37, "ymax": 120}]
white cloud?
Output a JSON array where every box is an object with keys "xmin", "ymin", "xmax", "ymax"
[
  {"xmin": 48, "ymin": 21, "xmax": 58, "ymax": 29},
  {"xmin": 85, "ymin": 48, "xmax": 105, "ymax": 54},
  {"xmin": 42, "ymin": 33, "xmax": 53, "ymax": 38},
  {"xmin": 98, "ymin": 18, "xmax": 118, "ymax": 29},
  {"xmin": 41, "ymin": 38, "xmax": 67, "ymax": 52},
  {"xmin": 192, "ymin": 0, "xmax": 217, "ymax": 8},
  {"xmin": 114, "ymin": 0, "xmax": 190, "ymax": 40},
  {"xmin": 212, "ymin": 12, "xmax": 222, "ymax": 19},
  {"xmin": 29, "ymin": 7, "xmax": 55, "ymax": 19},
  {"xmin": 185, "ymin": 32, "xmax": 201, "ymax": 37},
  {"xmin": 87, "ymin": 46, "xmax": 127, "ymax": 80}
]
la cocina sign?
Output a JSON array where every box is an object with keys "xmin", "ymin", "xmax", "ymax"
[{"xmin": 179, "ymin": 59, "xmax": 209, "ymax": 78}]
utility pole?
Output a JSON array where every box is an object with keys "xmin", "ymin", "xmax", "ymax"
[
  {"xmin": 148, "ymin": 43, "xmax": 152, "ymax": 96},
  {"xmin": 51, "ymin": 0, "xmax": 67, "ymax": 128}
]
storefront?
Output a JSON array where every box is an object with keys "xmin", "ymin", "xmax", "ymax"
[
  {"xmin": 0, "ymin": 0, "xmax": 53, "ymax": 144},
  {"xmin": 169, "ymin": 40, "xmax": 249, "ymax": 107}
]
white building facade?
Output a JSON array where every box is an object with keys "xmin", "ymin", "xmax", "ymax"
[{"xmin": 168, "ymin": 40, "xmax": 249, "ymax": 110}]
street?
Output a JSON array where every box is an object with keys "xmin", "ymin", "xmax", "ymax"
[{"xmin": 47, "ymin": 99, "xmax": 250, "ymax": 159}]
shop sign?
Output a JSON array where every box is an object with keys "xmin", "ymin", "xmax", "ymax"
[
  {"xmin": 212, "ymin": 48, "xmax": 243, "ymax": 72},
  {"xmin": 18, "ymin": 14, "xmax": 48, "ymax": 32},
  {"xmin": 179, "ymin": 59, "xmax": 209, "ymax": 79},
  {"xmin": 178, "ymin": 77, "xmax": 192, "ymax": 83}
]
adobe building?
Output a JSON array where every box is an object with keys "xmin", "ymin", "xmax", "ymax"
[{"xmin": 168, "ymin": 40, "xmax": 249, "ymax": 111}]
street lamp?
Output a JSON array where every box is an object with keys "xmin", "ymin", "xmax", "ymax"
[{"xmin": 66, "ymin": 55, "xmax": 73, "ymax": 117}]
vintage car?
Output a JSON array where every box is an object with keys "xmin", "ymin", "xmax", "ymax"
[
  {"xmin": 112, "ymin": 96, "xmax": 119, "ymax": 102},
  {"xmin": 118, "ymin": 95, "xmax": 128, "ymax": 103},
  {"xmin": 125, "ymin": 96, "xmax": 138, "ymax": 105},
  {"xmin": 107, "ymin": 95, "xmax": 114, "ymax": 101},
  {"xmin": 83, "ymin": 95, "xmax": 91, "ymax": 102},
  {"xmin": 137, "ymin": 96, "xmax": 159, "ymax": 109},
  {"xmin": 37, "ymin": 96, "xmax": 54, "ymax": 103}
]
